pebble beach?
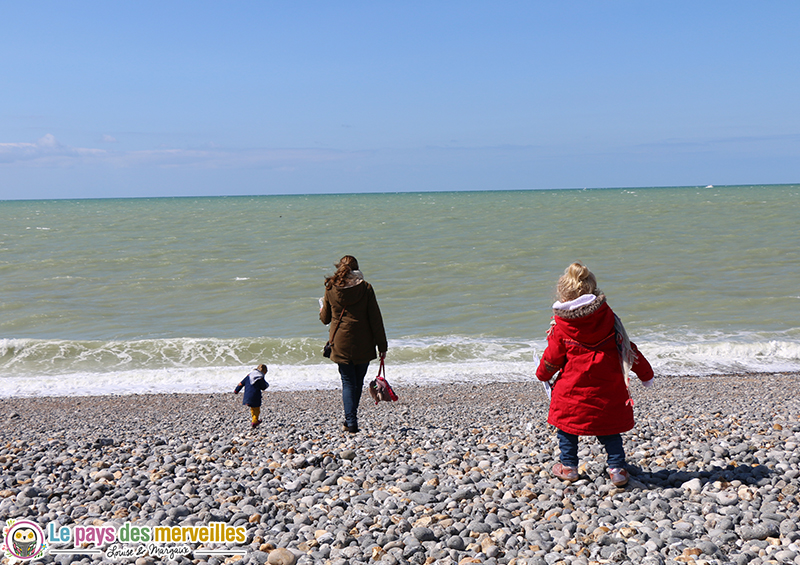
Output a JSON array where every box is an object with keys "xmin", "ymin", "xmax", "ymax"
[{"xmin": 1, "ymin": 373, "xmax": 799, "ymax": 565}]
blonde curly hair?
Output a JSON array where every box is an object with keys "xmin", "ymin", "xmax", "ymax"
[{"xmin": 557, "ymin": 262, "xmax": 598, "ymax": 302}]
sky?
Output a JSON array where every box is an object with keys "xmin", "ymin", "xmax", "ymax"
[{"xmin": 1, "ymin": 1, "xmax": 799, "ymax": 200}]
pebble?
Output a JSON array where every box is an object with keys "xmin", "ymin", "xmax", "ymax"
[
  {"xmin": 266, "ymin": 547, "xmax": 297, "ymax": 564},
  {"xmin": 1, "ymin": 374, "xmax": 799, "ymax": 565}
]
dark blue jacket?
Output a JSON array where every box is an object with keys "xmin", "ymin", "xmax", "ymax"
[{"xmin": 234, "ymin": 369, "xmax": 269, "ymax": 407}]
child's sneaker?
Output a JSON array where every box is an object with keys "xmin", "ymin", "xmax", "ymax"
[
  {"xmin": 608, "ymin": 467, "xmax": 629, "ymax": 486},
  {"xmin": 551, "ymin": 462, "xmax": 579, "ymax": 481},
  {"xmin": 251, "ymin": 419, "xmax": 262, "ymax": 429}
]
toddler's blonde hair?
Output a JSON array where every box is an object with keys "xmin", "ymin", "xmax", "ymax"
[{"xmin": 557, "ymin": 262, "xmax": 597, "ymax": 302}]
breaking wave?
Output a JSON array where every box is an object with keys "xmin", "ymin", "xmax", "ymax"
[{"xmin": 2, "ymin": 331, "xmax": 799, "ymax": 397}]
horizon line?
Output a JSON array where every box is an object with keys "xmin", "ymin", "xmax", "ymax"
[{"xmin": 1, "ymin": 182, "xmax": 798, "ymax": 204}]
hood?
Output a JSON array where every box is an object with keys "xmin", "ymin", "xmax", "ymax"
[
  {"xmin": 340, "ymin": 270, "xmax": 364, "ymax": 288},
  {"xmin": 332, "ymin": 270, "xmax": 367, "ymax": 306},
  {"xmin": 248, "ymin": 369, "xmax": 265, "ymax": 385},
  {"xmin": 553, "ymin": 293, "xmax": 615, "ymax": 344}
]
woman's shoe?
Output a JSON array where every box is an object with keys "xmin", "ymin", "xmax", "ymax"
[
  {"xmin": 608, "ymin": 467, "xmax": 629, "ymax": 487},
  {"xmin": 551, "ymin": 462, "xmax": 579, "ymax": 481},
  {"xmin": 341, "ymin": 421, "xmax": 358, "ymax": 433}
]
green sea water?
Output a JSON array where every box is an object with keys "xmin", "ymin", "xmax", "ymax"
[{"xmin": 1, "ymin": 185, "xmax": 798, "ymax": 396}]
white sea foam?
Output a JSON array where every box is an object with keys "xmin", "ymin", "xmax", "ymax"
[
  {"xmin": 0, "ymin": 361, "xmax": 541, "ymax": 398},
  {"xmin": 2, "ymin": 334, "xmax": 799, "ymax": 397},
  {"xmin": 642, "ymin": 338, "xmax": 800, "ymax": 376}
]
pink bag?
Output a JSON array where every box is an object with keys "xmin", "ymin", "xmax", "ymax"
[{"xmin": 369, "ymin": 358, "xmax": 398, "ymax": 404}]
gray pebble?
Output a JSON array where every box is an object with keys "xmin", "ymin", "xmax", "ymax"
[{"xmin": 1, "ymin": 377, "xmax": 799, "ymax": 565}]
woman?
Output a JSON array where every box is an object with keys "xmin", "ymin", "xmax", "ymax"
[
  {"xmin": 320, "ymin": 255, "xmax": 387, "ymax": 433},
  {"xmin": 536, "ymin": 262, "xmax": 654, "ymax": 486}
]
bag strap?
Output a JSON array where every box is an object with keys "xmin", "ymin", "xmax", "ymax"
[
  {"xmin": 376, "ymin": 357, "xmax": 385, "ymax": 379},
  {"xmin": 329, "ymin": 306, "xmax": 346, "ymax": 341}
]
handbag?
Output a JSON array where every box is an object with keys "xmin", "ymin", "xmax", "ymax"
[
  {"xmin": 369, "ymin": 358, "xmax": 398, "ymax": 404},
  {"xmin": 323, "ymin": 306, "xmax": 346, "ymax": 358}
]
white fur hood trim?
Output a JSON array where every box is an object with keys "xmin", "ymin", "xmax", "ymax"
[
  {"xmin": 341, "ymin": 270, "xmax": 365, "ymax": 288},
  {"xmin": 552, "ymin": 294, "xmax": 598, "ymax": 311}
]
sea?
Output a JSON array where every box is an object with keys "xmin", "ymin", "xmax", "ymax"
[{"xmin": 1, "ymin": 185, "xmax": 799, "ymax": 397}]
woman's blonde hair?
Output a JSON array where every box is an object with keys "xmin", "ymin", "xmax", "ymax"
[
  {"xmin": 324, "ymin": 255, "xmax": 360, "ymax": 289},
  {"xmin": 557, "ymin": 262, "xmax": 597, "ymax": 302}
]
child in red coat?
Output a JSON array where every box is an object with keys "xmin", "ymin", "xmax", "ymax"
[{"xmin": 536, "ymin": 262, "xmax": 654, "ymax": 486}]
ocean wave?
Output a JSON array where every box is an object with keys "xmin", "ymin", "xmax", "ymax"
[
  {"xmin": 1, "ymin": 333, "xmax": 799, "ymax": 397},
  {"xmin": 644, "ymin": 337, "xmax": 800, "ymax": 375},
  {"xmin": 0, "ymin": 336, "xmax": 540, "ymax": 376},
  {"xmin": 0, "ymin": 337, "xmax": 321, "ymax": 374}
]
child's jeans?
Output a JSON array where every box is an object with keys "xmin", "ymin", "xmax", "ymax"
[{"xmin": 557, "ymin": 429, "xmax": 626, "ymax": 468}]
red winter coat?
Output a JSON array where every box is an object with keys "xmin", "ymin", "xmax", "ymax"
[{"xmin": 536, "ymin": 294, "xmax": 653, "ymax": 436}]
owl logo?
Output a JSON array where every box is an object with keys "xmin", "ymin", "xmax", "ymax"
[{"xmin": 1, "ymin": 519, "xmax": 46, "ymax": 562}]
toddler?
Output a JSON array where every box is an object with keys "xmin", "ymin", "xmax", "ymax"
[
  {"xmin": 537, "ymin": 263, "xmax": 654, "ymax": 486},
  {"xmin": 234, "ymin": 364, "xmax": 269, "ymax": 428}
]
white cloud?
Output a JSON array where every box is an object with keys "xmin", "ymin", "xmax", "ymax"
[
  {"xmin": 0, "ymin": 134, "xmax": 60, "ymax": 154},
  {"xmin": 37, "ymin": 133, "xmax": 60, "ymax": 148},
  {"xmin": 0, "ymin": 134, "xmax": 361, "ymax": 169},
  {"xmin": 102, "ymin": 134, "xmax": 118, "ymax": 143},
  {"xmin": 0, "ymin": 134, "xmax": 106, "ymax": 165}
]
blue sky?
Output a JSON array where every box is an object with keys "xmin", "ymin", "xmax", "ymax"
[{"xmin": 1, "ymin": 1, "xmax": 798, "ymax": 199}]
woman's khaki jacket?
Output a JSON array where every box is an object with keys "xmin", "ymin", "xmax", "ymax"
[{"xmin": 320, "ymin": 273, "xmax": 388, "ymax": 365}]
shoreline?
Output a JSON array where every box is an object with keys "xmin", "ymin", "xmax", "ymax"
[
  {"xmin": 1, "ymin": 374, "xmax": 799, "ymax": 564},
  {"xmin": 1, "ymin": 369, "xmax": 797, "ymax": 403}
]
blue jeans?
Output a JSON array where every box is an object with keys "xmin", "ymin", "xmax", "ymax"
[
  {"xmin": 338, "ymin": 362, "xmax": 370, "ymax": 427},
  {"xmin": 557, "ymin": 429, "xmax": 626, "ymax": 468}
]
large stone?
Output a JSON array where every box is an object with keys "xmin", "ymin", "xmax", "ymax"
[{"xmin": 267, "ymin": 547, "xmax": 297, "ymax": 565}]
